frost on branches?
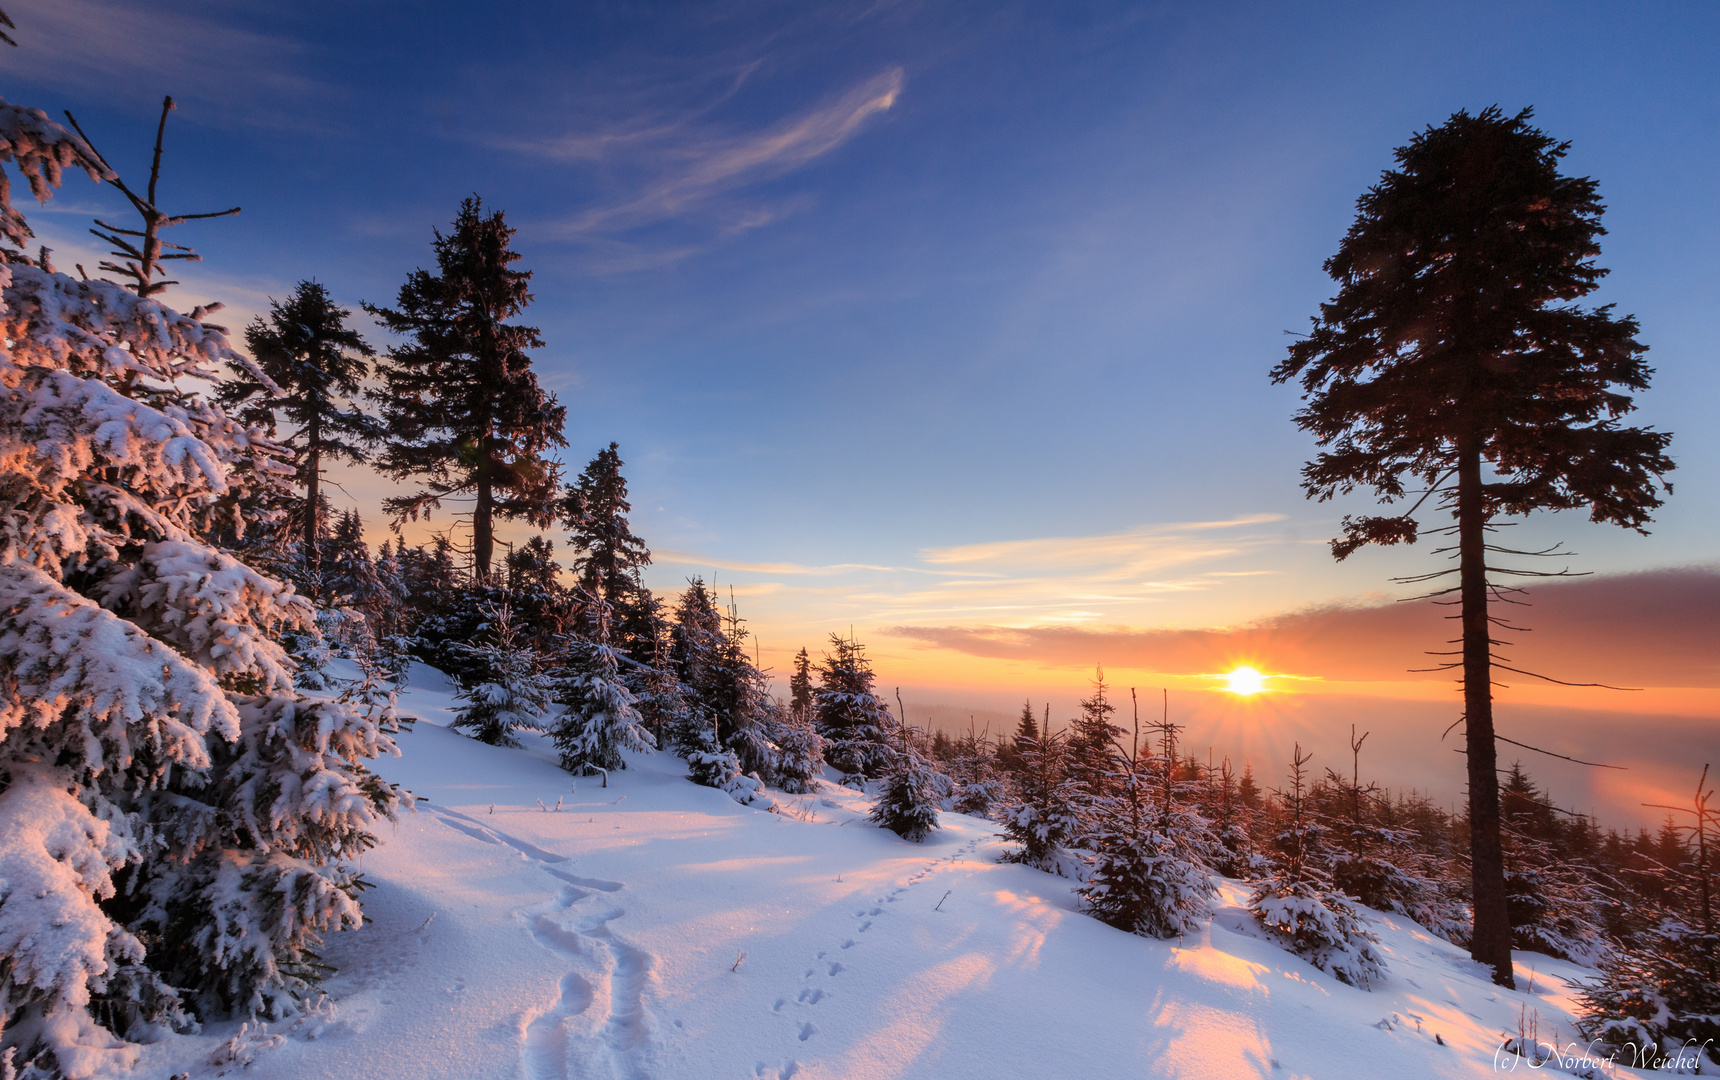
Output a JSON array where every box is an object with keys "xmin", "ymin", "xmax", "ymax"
[
  {"xmin": 1247, "ymin": 746, "xmax": 1385, "ymax": 989},
  {"xmin": 450, "ymin": 604, "xmax": 551, "ymax": 748},
  {"xmin": 0, "ymin": 102, "xmax": 404, "ymax": 1077},
  {"xmin": 552, "ymin": 632, "xmax": 656, "ymax": 777}
]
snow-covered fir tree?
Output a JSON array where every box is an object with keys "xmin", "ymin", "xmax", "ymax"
[
  {"xmin": 562, "ymin": 443, "xmax": 655, "ymax": 662},
  {"xmin": 449, "ymin": 603, "xmax": 552, "ymax": 747},
  {"xmin": 1078, "ymin": 705, "xmax": 1216, "ymax": 939},
  {"xmin": 551, "ymin": 596, "xmax": 656, "ymax": 777},
  {"xmin": 1067, "ymin": 667, "xmax": 1125, "ymax": 800},
  {"xmin": 767, "ymin": 709, "xmax": 825, "ymax": 795},
  {"xmin": 948, "ymin": 726, "xmax": 1004, "ymax": 816},
  {"xmin": 999, "ymin": 728, "xmax": 1086, "ymax": 877},
  {"xmin": 870, "ymin": 740, "xmax": 942, "ymax": 842},
  {"xmin": 813, "ymin": 633, "xmax": 898, "ymax": 780},
  {"xmin": 0, "ymin": 100, "xmax": 404, "ymax": 1075},
  {"xmin": 1248, "ymin": 745, "xmax": 1386, "ymax": 988}
]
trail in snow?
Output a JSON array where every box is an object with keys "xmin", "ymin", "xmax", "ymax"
[{"xmin": 424, "ymin": 804, "xmax": 655, "ymax": 1080}]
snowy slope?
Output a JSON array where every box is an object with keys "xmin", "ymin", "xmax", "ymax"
[{"xmin": 126, "ymin": 666, "xmax": 1635, "ymax": 1080}]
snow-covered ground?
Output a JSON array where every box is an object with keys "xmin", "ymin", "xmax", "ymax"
[{"xmin": 128, "ymin": 665, "xmax": 1638, "ymax": 1079}]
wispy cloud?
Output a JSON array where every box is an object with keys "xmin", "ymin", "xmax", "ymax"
[
  {"xmin": 5, "ymin": 0, "xmax": 331, "ymax": 132},
  {"xmin": 652, "ymin": 514, "xmax": 1295, "ymax": 629},
  {"xmin": 501, "ymin": 67, "xmax": 902, "ymax": 261}
]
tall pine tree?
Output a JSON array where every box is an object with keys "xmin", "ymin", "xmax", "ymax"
[
  {"xmin": 218, "ymin": 280, "xmax": 379, "ymax": 596},
  {"xmin": 1271, "ymin": 107, "xmax": 1674, "ymax": 986},
  {"xmin": 367, "ymin": 196, "xmax": 567, "ymax": 582}
]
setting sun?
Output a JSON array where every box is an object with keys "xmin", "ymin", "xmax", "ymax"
[{"xmin": 1224, "ymin": 666, "xmax": 1267, "ymax": 695}]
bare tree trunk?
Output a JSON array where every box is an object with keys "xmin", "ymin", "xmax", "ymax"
[
  {"xmin": 304, "ymin": 413, "xmax": 321, "ymax": 599},
  {"xmin": 1459, "ymin": 440, "xmax": 1515, "ymax": 988},
  {"xmin": 474, "ymin": 459, "xmax": 493, "ymax": 584}
]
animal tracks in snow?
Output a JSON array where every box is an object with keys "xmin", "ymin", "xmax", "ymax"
[{"xmin": 772, "ymin": 831, "xmax": 987, "ymax": 1062}]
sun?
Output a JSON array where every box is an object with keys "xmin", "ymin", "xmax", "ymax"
[{"xmin": 1224, "ymin": 666, "xmax": 1267, "ymax": 696}]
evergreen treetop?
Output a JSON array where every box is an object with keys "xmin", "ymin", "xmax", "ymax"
[{"xmin": 366, "ymin": 196, "xmax": 567, "ymax": 583}]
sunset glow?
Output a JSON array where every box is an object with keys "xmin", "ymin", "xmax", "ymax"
[{"xmin": 1224, "ymin": 666, "xmax": 1267, "ymax": 696}]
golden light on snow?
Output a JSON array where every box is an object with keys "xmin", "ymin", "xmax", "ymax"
[{"xmin": 1223, "ymin": 666, "xmax": 1267, "ymax": 696}]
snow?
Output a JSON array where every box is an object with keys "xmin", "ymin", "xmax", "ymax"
[{"xmin": 120, "ymin": 664, "xmax": 1649, "ymax": 1079}]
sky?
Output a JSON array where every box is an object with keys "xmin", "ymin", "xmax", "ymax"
[{"xmin": 9, "ymin": 0, "xmax": 1717, "ymax": 822}]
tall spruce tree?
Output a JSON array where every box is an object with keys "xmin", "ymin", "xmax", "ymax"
[
  {"xmin": 218, "ymin": 280, "xmax": 379, "ymax": 595},
  {"xmin": 1270, "ymin": 107, "xmax": 1674, "ymax": 986},
  {"xmin": 563, "ymin": 443, "xmax": 653, "ymax": 659},
  {"xmin": 367, "ymin": 196, "xmax": 567, "ymax": 582}
]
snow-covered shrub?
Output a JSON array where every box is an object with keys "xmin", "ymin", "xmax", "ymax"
[
  {"xmin": 0, "ymin": 101, "xmax": 403, "ymax": 1075},
  {"xmin": 1250, "ymin": 874, "xmax": 1387, "ymax": 988}
]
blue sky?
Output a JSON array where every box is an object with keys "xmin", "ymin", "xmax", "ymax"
[{"xmin": 11, "ymin": 0, "xmax": 1718, "ymax": 709}]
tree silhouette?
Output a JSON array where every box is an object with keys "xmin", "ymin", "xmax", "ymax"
[
  {"xmin": 1271, "ymin": 106, "xmax": 1674, "ymax": 986},
  {"xmin": 220, "ymin": 280, "xmax": 379, "ymax": 592},
  {"xmin": 367, "ymin": 196, "xmax": 567, "ymax": 582}
]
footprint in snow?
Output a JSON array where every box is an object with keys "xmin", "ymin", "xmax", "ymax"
[
  {"xmin": 840, "ymin": 940, "xmax": 855, "ymax": 949},
  {"xmin": 798, "ymin": 1023, "xmax": 817, "ymax": 1042},
  {"xmin": 826, "ymin": 962, "xmax": 844, "ymax": 976}
]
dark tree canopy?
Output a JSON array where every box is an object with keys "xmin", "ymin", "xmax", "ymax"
[
  {"xmin": 219, "ymin": 279, "xmax": 379, "ymax": 588},
  {"xmin": 367, "ymin": 196, "xmax": 568, "ymax": 581},
  {"xmin": 1270, "ymin": 106, "xmax": 1674, "ymax": 988},
  {"xmin": 1271, "ymin": 106, "xmax": 1673, "ymax": 557}
]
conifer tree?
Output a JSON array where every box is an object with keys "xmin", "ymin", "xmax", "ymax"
[
  {"xmin": 505, "ymin": 535, "xmax": 571, "ymax": 645},
  {"xmin": 450, "ymin": 604, "xmax": 552, "ymax": 748},
  {"xmin": 1079, "ymin": 708, "xmax": 1215, "ymax": 939},
  {"xmin": 789, "ymin": 647, "xmax": 815, "ymax": 720},
  {"xmin": 1069, "ymin": 667, "xmax": 1124, "ymax": 799},
  {"xmin": 1248, "ymin": 746, "xmax": 1386, "ymax": 988},
  {"xmin": 870, "ymin": 746, "xmax": 942, "ymax": 842},
  {"xmin": 999, "ymin": 729, "xmax": 1085, "ymax": 877},
  {"xmin": 767, "ymin": 709, "xmax": 826, "ymax": 794},
  {"xmin": 551, "ymin": 597, "xmax": 656, "ymax": 777},
  {"xmin": 997, "ymin": 699, "xmax": 1039, "ymax": 773},
  {"xmin": 0, "ymin": 99, "xmax": 403, "ymax": 1073},
  {"xmin": 813, "ymin": 633, "xmax": 898, "ymax": 780},
  {"xmin": 563, "ymin": 443, "xmax": 654, "ymax": 659},
  {"xmin": 367, "ymin": 197, "xmax": 567, "ymax": 582},
  {"xmin": 217, "ymin": 281, "xmax": 380, "ymax": 595},
  {"xmin": 1271, "ymin": 107, "xmax": 1674, "ymax": 986}
]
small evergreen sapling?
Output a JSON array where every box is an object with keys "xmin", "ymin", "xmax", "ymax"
[
  {"xmin": 450, "ymin": 604, "xmax": 552, "ymax": 748},
  {"xmin": 551, "ymin": 597, "xmax": 656, "ymax": 776},
  {"xmin": 870, "ymin": 715, "xmax": 941, "ymax": 843},
  {"xmin": 1078, "ymin": 699, "xmax": 1216, "ymax": 939},
  {"xmin": 999, "ymin": 728, "xmax": 1085, "ymax": 877},
  {"xmin": 1248, "ymin": 745, "xmax": 1386, "ymax": 988}
]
